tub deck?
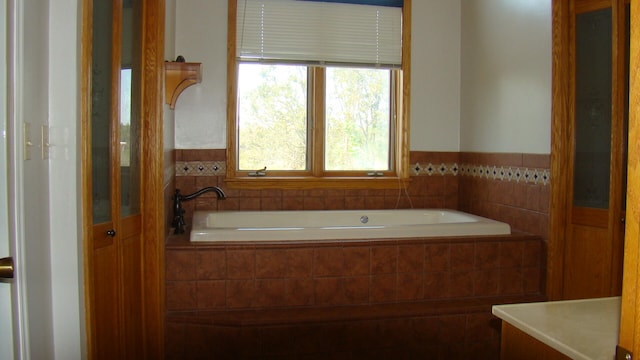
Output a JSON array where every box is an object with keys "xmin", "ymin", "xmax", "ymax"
[{"xmin": 189, "ymin": 209, "xmax": 511, "ymax": 242}]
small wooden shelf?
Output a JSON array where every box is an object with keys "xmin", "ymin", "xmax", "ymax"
[{"xmin": 164, "ymin": 62, "xmax": 202, "ymax": 109}]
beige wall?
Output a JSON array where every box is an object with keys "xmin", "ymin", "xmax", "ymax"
[
  {"xmin": 410, "ymin": 0, "xmax": 461, "ymax": 151},
  {"xmin": 460, "ymin": 0, "xmax": 551, "ymax": 154}
]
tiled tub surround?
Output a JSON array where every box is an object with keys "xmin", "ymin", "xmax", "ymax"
[
  {"xmin": 166, "ymin": 233, "xmax": 544, "ymax": 359},
  {"xmin": 173, "ymin": 150, "xmax": 550, "ymax": 238},
  {"xmin": 457, "ymin": 152, "xmax": 550, "ymax": 241}
]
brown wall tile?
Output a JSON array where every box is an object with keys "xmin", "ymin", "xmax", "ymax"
[
  {"xmin": 254, "ymin": 279, "xmax": 285, "ymax": 307},
  {"xmin": 285, "ymin": 278, "xmax": 315, "ymax": 306},
  {"xmin": 425, "ymin": 244, "xmax": 450, "ymax": 272},
  {"xmin": 371, "ymin": 246, "xmax": 397, "ymax": 274},
  {"xmin": 473, "ymin": 269, "xmax": 499, "ymax": 296},
  {"xmin": 197, "ymin": 249, "xmax": 226, "ymax": 280},
  {"xmin": 343, "ymin": 246, "xmax": 370, "ymax": 276},
  {"xmin": 315, "ymin": 277, "xmax": 345, "ymax": 305},
  {"xmin": 166, "ymin": 250, "xmax": 198, "ymax": 281},
  {"xmin": 344, "ymin": 276, "xmax": 370, "ymax": 304},
  {"xmin": 398, "ymin": 245, "xmax": 424, "ymax": 273},
  {"xmin": 226, "ymin": 279, "xmax": 255, "ymax": 308},
  {"xmin": 226, "ymin": 249, "xmax": 256, "ymax": 279},
  {"xmin": 424, "ymin": 272, "xmax": 450, "ymax": 299},
  {"xmin": 285, "ymin": 248, "xmax": 314, "ymax": 278},
  {"xmin": 314, "ymin": 247, "xmax": 344, "ymax": 276},
  {"xmin": 166, "ymin": 281, "xmax": 197, "ymax": 310},
  {"xmin": 397, "ymin": 272, "xmax": 424, "ymax": 300},
  {"xmin": 196, "ymin": 280, "xmax": 226, "ymax": 309},
  {"xmin": 370, "ymin": 274, "xmax": 397, "ymax": 302},
  {"xmin": 450, "ymin": 243, "xmax": 475, "ymax": 272},
  {"xmin": 256, "ymin": 249, "xmax": 287, "ymax": 279}
]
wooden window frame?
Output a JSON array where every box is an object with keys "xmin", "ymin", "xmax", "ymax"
[{"xmin": 226, "ymin": 0, "xmax": 412, "ymax": 190}]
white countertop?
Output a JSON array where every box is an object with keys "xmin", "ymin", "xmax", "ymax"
[{"xmin": 492, "ymin": 297, "xmax": 620, "ymax": 360}]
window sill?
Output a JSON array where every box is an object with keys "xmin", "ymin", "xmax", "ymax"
[{"xmin": 224, "ymin": 176, "xmax": 411, "ymax": 190}]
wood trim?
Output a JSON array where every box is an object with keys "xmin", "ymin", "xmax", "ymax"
[
  {"xmin": 500, "ymin": 323, "xmax": 571, "ymax": 360},
  {"xmin": 140, "ymin": 0, "xmax": 165, "ymax": 358},
  {"xmin": 399, "ymin": 0, "xmax": 411, "ymax": 179},
  {"xmin": 80, "ymin": 0, "xmax": 95, "ymax": 355},
  {"xmin": 225, "ymin": 0, "xmax": 410, "ymax": 186},
  {"xmin": 224, "ymin": 176, "xmax": 412, "ymax": 190},
  {"xmin": 619, "ymin": 0, "xmax": 640, "ymax": 352},
  {"xmin": 571, "ymin": 207, "xmax": 609, "ymax": 228},
  {"xmin": 574, "ymin": 0, "xmax": 612, "ymax": 13},
  {"xmin": 548, "ymin": 0, "xmax": 572, "ymax": 300},
  {"xmin": 311, "ymin": 67, "xmax": 325, "ymax": 177},
  {"xmin": 609, "ymin": 0, "xmax": 628, "ymax": 296},
  {"xmin": 550, "ymin": 0, "xmax": 628, "ymax": 300},
  {"xmin": 164, "ymin": 62, "xmax": 202, "ymax": 109},
  {"xmin": 226, "ymin": 0, "xmax": 238, "ymax": 179}
]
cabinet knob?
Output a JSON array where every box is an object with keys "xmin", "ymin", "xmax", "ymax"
[{"xmin": 106, "ymin": 229, "xmax": 116, "ymax": 237}]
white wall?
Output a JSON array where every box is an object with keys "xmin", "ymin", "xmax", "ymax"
[
  {"xmin": 16, "ymin": 1, "xmax": 55, "ymax": 358},
  {"xmin": 48, "ymin": 0, "xmax": 85, "ymax": 358},
  {"xmin": 172, "ymin": 0, "xmax": 552, "ymax": 155},
  {"xmin": 8, "ymin": 0, "xmax": 84, "ymax": 358},
  {"xmin": 172, "ymin": 0, "xmax": 463, "ymax": 151},
  {"xmin": 165, "ymin": 0, "xmax": 177, "ymax": 183},
  {"xmin": 460, "ymin": 0, "xmax": 551, "ymax": 154},
  {"xmin": 174, "ymin": 0, "xmax": 228, "ymax": 149}
]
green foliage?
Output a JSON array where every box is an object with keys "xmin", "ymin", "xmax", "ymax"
[
  {"xmin": 237, "ymin": 64, "xmax": 391, "ymax": 171},
  {"xmin": 238, "ymin": 64, "xmax": 308, "ymax": 170},
  {"xmin": 325, "ymin": 67, "xmax": 390, "ymax": 170}
]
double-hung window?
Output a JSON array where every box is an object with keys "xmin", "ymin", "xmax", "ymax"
[{"xmin": 227, "ymin": 0, "xmax": 410, "ymax": 188}]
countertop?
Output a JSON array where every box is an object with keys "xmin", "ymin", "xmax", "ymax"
[{"xmin": 492, "ymin": 297, "xmax": 620, "ymax": 360}]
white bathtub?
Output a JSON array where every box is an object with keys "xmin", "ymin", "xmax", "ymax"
[{"xmin": 189, "ymin": 209, "xmax": 511, "ymax": 242}]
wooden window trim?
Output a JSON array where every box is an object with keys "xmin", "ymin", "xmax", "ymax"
[{"xmin": 226, "ymin": 0, "xmax": 411, "ymax": 190}]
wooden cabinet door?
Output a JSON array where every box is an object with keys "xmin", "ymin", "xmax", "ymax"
[
  {"xmin": 562, "ymin": 0, "xmax": 629, "ymax": 299},
  {"xmin": 84, "ymin": 0, "xmax": 143, "ymax": 358}
]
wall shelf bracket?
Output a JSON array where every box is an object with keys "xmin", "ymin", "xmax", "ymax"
[{"xmin": 164, "ymin": 62, "xmax": 202, "ymax": 109}]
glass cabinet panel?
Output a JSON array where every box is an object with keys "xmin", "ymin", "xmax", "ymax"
[
  {"xmin": 120, "ymin": 0, "xmax": 140, "ymax": 217},
  {"xmin": 573, "ymin": 8, "xmax": 612, "ymax": 209},
  {"xmin": 91, "ymin": 0, "xmax": 113, "ymax": 224}
]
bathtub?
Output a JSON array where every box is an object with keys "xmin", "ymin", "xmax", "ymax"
[{"xmin": 189, "ymin": 209, "xmax": 511, "ymax": 242}]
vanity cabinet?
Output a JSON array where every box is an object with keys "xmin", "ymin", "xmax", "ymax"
[
  {"xmin": 500, "ymin": 323, "xmax": 570, "ymax": 360},
  {"xmin": 493, "ymin": 297, "xmax": 620, "ymax": 360}
]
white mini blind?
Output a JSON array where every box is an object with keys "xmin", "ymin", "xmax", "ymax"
[{"xmin": 236, "ymin": 0, "xmax": 402, "ymax": 68}]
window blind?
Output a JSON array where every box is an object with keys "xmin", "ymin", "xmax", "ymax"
[{"xmin": 236, "ymin": 0, "xmax": 402, "ymax": 68}]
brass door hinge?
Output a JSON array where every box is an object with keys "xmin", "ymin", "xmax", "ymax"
[{"xmin": 616, "ymin": 345, "xmax": 632, "ymax": 360}]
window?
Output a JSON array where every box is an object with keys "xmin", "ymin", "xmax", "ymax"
[{"xmin": 228, "ymin": 0, "xmax": 411, "ymax": 188}]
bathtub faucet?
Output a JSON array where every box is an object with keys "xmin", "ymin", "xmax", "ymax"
[{"xmin": 172, "ymin": 186, "xmax": 226, "ymax": 235}]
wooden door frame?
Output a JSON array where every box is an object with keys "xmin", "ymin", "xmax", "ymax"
[
  {"xmin": 619, "ymin": 0, "xmax": 640, "ymax": 353},
  {"xmin": 138, "ymin": 0, "xmax": 165, "ymax": 357},
  {"xmin": 552, "ymin": 0, "xmax": 640, "ymax": 352},
  {"xmin": 81, "ymin": 0, "xmax": 165, "ymax": 358},
  {"xmin": 548, "ymin": 0, "xmax": 628, "ymax": 300}
]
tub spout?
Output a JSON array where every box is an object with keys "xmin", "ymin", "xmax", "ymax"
[{"xmin": 172, "ymin": 187, "xmax": 226, "ymax": 234}]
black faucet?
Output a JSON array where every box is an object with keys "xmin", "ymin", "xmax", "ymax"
[{"xmin": 172, "ymin": 187, "xmax": 226, "ymax": 235}]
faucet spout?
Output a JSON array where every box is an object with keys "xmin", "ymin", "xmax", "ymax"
[
  {"xmin": 181, "ymin": 186, "xmax": 226, "ymax": 200},
  {"xmin": 172, "ymin": 186, "xmax": 226, "ymax": 234}
]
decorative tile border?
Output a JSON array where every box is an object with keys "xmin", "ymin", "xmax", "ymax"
[
  {"xmin": 175, "ymin": 160, "xmax": 550, "ymax": 185},
  {"xmin": 176, "ymin": 161, "xmax": 226, "ymax": 176},
  {"xmin": 411, "ymin": 162, "xmax": 459, "ymax": 176},
  {"xmin": 459, "ymin": 164, "xmax": 550, "ymax": 185}
]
